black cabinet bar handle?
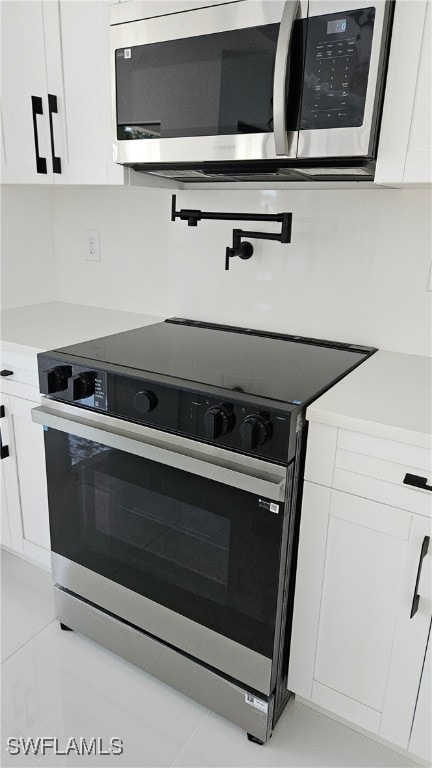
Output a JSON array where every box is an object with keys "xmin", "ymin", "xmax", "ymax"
[
  {"xmin": 48, "ymin": 94, "xmax": 61, "ymax": 174},
  {"xmin": 31, "ymin": 95, "xmax": 47, "ymax": 174},
  {"xmin": 410, "ymin": 536, "xmax": 430, "ymax": 618},
  {"xmin": 0, "ymin": 405, "xmax": 9, "ymax": 460},
  {"xmin": 0, "ymin": 370, "xmax": 14, "ymax": 377},
  {"xmin": 404, "ymin": 473, "xmax": 432, "ymax": 492}
]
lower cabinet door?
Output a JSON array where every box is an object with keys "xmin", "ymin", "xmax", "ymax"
[
  {"xmin": 312, "ymin": 490, "xmax": 411, "ymax": 733},
  {"xmin": 0, "ymin": 393, "xmax": 23, "ymax": 553},
  {"xmin": 409, "ymin": 628, "xmax": 431, "ymax": 763},
  {"xmin": 1, "ymin": 459, "xmax": 11, "ymax": 548},
  {"xmin": 8, "ymin": 395, "xmax": 51, "ymax": 562},
  {"xmin": 380, "ymin": 513, "xmax": 431, "ymax": 749}
]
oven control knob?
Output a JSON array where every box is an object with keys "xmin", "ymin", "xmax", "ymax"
[
  {"xmin": 72, "ymin": 371, "xmax": 96, "ymax": 400},
  {"xmin": 44, "ymin": 365, "xmax": 72, "ymax": 394},
  {"xmin": 204, "ymin": 406, "xmax": 234, "ymax": 440},
  {"xmin": 241, "ymin": 415, "xmax": 272, "ymax": 451},
  {"xmin": 134, "ymin": 390, "xmax": 158, "ymax": 414}
]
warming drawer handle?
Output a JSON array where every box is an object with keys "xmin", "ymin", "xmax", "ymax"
[
  {"xmin": 273, "ymin": 0, "xmax": 299, "ymax": 156},
  {"xmin": 31, "ymin": 96, "xmax": 47, "ymax": 175},
  {"xmin": 31, "ymin": 404, "xmax": 286, "ymax": 502},
  {"xmin": 0, "ymin": 405, "xmax": 9, "ymax": 460},
  {"xmin": 410, "ymin": 536, "xmax": 430, "ymax": 618},
  {"xmin": 403, "ymin": 473, "xmax": 432, "ymax": 492}
]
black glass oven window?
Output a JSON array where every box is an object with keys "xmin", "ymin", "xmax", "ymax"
[
  {"xmin": 300, "ymin": 8, "xmax": 375, "ymax": 130},
  {"xmin": 115, "ymin": 25, "xmax": 278, "ymax": 140},
  {"xmin": 46, "ymin": 430, "xmax": 284, "ymax": 659},
  {"xmin": 84, "ymin": 470, "xmax": 230, "ymax": 603}
]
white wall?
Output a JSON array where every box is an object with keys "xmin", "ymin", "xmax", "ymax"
[
  {"xmin": 1, "ymin": 186, "xmax": 57, "ymax": 310},
  {"xmin": 51, "ymin": 185, "xmax": 432, "ymax": 357},
  {"xmin": 51, "ymin": 186, "xmax": 170, "ymax": 317}
]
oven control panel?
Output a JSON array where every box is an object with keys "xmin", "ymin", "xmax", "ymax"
[
  {"xmin": 300, "ymin": 7, "xmax": 375, "ymax": 130},
  {"xmin": 38, "ymin": 358, "xmax": 293, "ymax": 463},
  {"xmin": 40, "ymin": 361, "xmax": 108, "ymax": 410},
  {"xmin": 115, "ymin": 376, "xmax": 292, "ymax": 463}
]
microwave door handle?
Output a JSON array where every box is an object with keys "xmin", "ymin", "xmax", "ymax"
[{"xmin": 273, "ymin": 0, "xmax": 300, "ymax": 156}]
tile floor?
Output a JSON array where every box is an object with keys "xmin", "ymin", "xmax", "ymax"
[{"xmin": 1, "ymin": 550, "xmax": 419, "ymax": 768}]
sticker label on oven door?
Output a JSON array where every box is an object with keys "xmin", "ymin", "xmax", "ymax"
[
  {"xmin": 258, "ymin": 498, "xmax": 279, "ymax": 514},
  {"xmin": 245, "ymin": 694, "xmax": 268, "ymax": 713}
]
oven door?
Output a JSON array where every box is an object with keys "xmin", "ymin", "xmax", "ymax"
[
  {"xmin": 110, "ymin": 0, "xmax": 308, "ymax": 166},
  {"xmin": 33, "ymin": 400, "xmax": 289, "ymax": 694}
]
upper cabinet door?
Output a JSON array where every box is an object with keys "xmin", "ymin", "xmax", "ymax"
[
  {"xmin": 1, "ymin": 0, "xmax": 125, "ymax": 186},
  {"xmin": 53, "ymin": 0, "xmax": 124, "ymax": 185},
  {"xmin": 375, "ymin": 0, "xmax": 431, "ymax": 187},
  {"xmin": 1, "ymin": 1, "xmax": 52, "ymax": 183}
]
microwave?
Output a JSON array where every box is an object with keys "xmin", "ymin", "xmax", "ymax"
[{"xmin": 110, "ymin": 0, "xmax": 393, "ymax": 182}]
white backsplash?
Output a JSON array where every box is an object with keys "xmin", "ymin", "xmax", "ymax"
[
  {"xmin": 1, "ymin": 186, "xmax": 57, "ymax": 310},
  {"xmin": 1, "ymin": 184, "xmax": 431, "ymax": 356}
]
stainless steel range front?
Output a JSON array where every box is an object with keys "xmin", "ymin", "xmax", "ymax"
[{"xmin": 33, "ymin": 319, "xmax": 375, "ymax": 743}]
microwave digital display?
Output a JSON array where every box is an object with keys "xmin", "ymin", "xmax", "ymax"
[{"xmin": 327, "ymin": 18, "xmax": 347, "ymax": 34}]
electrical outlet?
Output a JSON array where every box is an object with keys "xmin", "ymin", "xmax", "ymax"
[{"xmin": 85, "ymin": 229, "xmax": 100, "ymax": 262}]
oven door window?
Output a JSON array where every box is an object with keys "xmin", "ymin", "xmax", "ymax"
[
  {"xmin": 45, "ymin": 430, "xmax": 285, "ymax": 659},
  {"xmin": 115, "ymin": 25, "xmax": 278, "ymax": 140}
]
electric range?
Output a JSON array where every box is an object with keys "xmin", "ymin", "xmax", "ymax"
[{"xmin": 32, "ymin": 318, "xmax": 375, "ymax": 744}]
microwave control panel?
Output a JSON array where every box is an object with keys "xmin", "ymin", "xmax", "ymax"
[{"xmin": 300, "ymin": 7, "xmax": 375, "ymax": 130}]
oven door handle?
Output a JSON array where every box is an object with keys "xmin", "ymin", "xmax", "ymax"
[{"xmin": 32, "ymin": 404, "xmax": 286, "ymax": 502}]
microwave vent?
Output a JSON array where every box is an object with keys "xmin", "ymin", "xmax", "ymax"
[
  {"xmin": 145, "ymin": 169, "xmax": 236, "ymax": 180},
  {"xmin": 297, "ymin": 167, "xmax": 372, "ymax": 177},
  {"xmin": 140, "ymin": 163, "xmax": 375, "ymax": 183}
]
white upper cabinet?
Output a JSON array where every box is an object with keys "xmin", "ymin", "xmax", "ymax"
[
  {"xmin": 52, "ymin": 0, "xmax": 124, "ymax": 185},
  {"xmin": 1, "ymin": 0, "xmax": 125, "ymax": 185},
  {"xmin": 403, "ymin": 0, "xmax": 431, "ymax": 184},
  {"xmin": 1, "ymin": 1, "xmax": 52, "ymax": 184},
  {"xmin": 375, "ymin": 0, "xmax": 431, "ymax": 187}
]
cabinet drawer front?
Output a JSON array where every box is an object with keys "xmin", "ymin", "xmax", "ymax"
[
  {"xmin": 338, "ymin": 429, "xmax": 432, "ymax": 472},
  {"xmin": 333, "ymin": 467, "xmax": 431, "ymax": 517},
  {"xmin": 335, "ymin": 448, "xmax": 432, "ymax": 515},
  {"xmin": 0, "ymin": 349, "xmax": 39, "ymax": 388}
]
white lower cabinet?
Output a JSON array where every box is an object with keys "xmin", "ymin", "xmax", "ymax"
[
  {"xmin": 1, "ymin": 433, "xmax": 12, "ymax": 549},
  {"xmin": 409, "ymin": 630, "xmax": 432, "ymax": 764},
  {"xmin": 289, "ymin": 422, "xmax": 431, "ymax": 760},
  {"xmin": 314, "ymin": 491, "xmax": 410, "ymax": 731},
  {"xmin": 0, "ymin": 391, "xmax": 50, "ymax": 568}
]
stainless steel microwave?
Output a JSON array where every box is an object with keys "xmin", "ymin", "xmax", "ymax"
[{"xmin": 110, "ymin": 0, "xmax": 393, "ymax": 182}]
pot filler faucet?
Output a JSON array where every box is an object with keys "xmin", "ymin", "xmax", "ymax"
[{"xmin": 171, "ymin": 195, "xmax": 293, "ymax": 271}]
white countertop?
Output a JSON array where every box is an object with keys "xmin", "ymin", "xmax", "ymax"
[
  {"xmin": 307, "ymin": 350, "xmax": 432, "ymax": 449},
  {"xmin": 0, "ymin": 302, "xmax": 164, "ymax": 355}
]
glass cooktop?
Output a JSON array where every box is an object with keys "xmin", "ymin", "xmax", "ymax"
[{"xmin": 54, "ymin": 318, "xmax": 375, "ymax": 406}]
